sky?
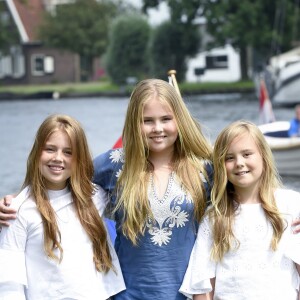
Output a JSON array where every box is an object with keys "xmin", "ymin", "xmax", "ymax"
[{"xmin": 125, "ymin": 0, "xmax": 170, "ymax": 25}]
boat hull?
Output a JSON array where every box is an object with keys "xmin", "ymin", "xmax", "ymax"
[{"xmin": 259, "ymin": 121, "xmax": 300, "ymax": 176}]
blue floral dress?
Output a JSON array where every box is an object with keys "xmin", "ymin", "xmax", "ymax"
[{"xmin": 93, "ymin": 149, "xmax": 212, "ymax": 300}]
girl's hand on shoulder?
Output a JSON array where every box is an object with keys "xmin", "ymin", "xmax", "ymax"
[
  {"xmin": 292, "ymin": 218, "xmax": 300, "ymax": 234},
  {"xmin": 0, "ymin": 195, "xmax": 17, "ymax": 226}
]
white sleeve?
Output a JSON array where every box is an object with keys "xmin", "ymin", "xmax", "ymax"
[
  {"xmin": 0, "ymin": 213, "xmax": 27, "ymax": 299},
  {"xmin": 283, "ymin": 191, "xmax": 300, "ymax": 264},
  {"xmin": 179, "ymin": 215, "xmax": 216, "ymax": 298},
  {"xmin": 0, "ymin": 282, "xmax": 26, "ymax": 300}
]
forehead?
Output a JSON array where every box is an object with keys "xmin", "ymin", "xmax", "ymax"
[
  {"xmin": 228, "ymin": 133, "xmax": 258, "ymax": 151},
  {"xmin": 143, "ymin": 98, "xmax": 173, "ymax": 114},
  {"xmin": 46, "ymin": 130, "xmax": 71, "ymax": 145}
]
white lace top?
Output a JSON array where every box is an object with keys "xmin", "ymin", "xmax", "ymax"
[{"xmin": 180, "ymin": 188, "xmax": 300, "ymax": 300}]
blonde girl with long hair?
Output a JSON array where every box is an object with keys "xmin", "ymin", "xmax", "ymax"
[
  {"xmin": 93, "ymin": 78, "xmax": 213, "ymax": 299},
  {"xmin": 180, "ymin": 120, "xmax": 300, "ymax": 300},
  {"xmin": 0, "ymin": 114, "xmax": 125, "ymax": 299}
]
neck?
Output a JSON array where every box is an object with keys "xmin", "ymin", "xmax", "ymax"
[
  {"xmin": 148, "ymin": 150, "xmax": 174, "ymax": 171},
  {"xmin": 234, "ymin": 186, "xmax": 261, "ymax": 204}
]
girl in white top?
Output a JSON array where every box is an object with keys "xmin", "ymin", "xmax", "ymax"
[
  {"xmin": 0, "ymin": 114, "xmax": 125, "ymax": 300},
  {"xmin": 180, "ymin": 120, "xmax": 300, "ymax": 300}
]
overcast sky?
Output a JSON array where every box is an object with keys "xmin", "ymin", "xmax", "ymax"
[{"xmin": 126, "ymin": 0, "xmax": 170, "ymax": 25}]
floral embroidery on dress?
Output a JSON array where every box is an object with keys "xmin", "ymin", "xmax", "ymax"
[
  {"xmin": 146, "ymin": 177, "xmax": 192, "ymax": 246},
  {"xmin": 109, "ymin": 149, "xmax": 125, "ymax": 164},
  {"xmin": 109, "ymin": 149, "xmax": 124, "ymax": 178},
  {"xmin": 107, "ymin": 149, "xmax": 208, "ymax": 246}
]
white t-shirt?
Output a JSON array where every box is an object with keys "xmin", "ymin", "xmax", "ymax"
[
  {"xmin": 0, "ymin": 185, "xmax": 125, "ymax": 300},
  {"xmin": 180, "ymin": 188, "xmax": 300, "ymax": 300}
]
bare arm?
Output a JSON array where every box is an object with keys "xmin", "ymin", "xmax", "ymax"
[
  {"xmin": 0, "ymin": 195, "xmax": 17, "ymax": 226},
  {"xmin": 193, "ymin": 294, "xmax": 210, "ymax": 300},
  {"xmin": 193, "ymin": 278, "xmax": 215, "ymax": 300}
]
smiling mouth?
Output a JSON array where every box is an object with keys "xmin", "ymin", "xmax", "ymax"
[
  {"xmin": 150, "ymin": 136, "xmax": 165, "ymax": 141},
  {"xmin": 49, "ymin": 165, "xmax": 64, "ymax": 171},
  {"xmin": 235, "ymin": 171, "xmax": 249, "ymax": 175}
]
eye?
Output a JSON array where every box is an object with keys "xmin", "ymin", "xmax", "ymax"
[
  {"xmin": 243, "ymin": 152, "xmax": 252, "ymax": 158},
  {"xmin": 162, "ymin": 117, "xmax": 172, "ymax": 122},
  {"xmin": 143, "ymin": 119, "xmax": 152, "ymax": 124},
  {"xmin": 64, "ymin": 150, "xmax": 72, "ymax": 156},
  {"xmin": 45, "ymin": 147, "xmax": 54, "ymax": 153},
  {"xmin": 225, "ymin": 156, "xmax": 234, "ymax": 161}
]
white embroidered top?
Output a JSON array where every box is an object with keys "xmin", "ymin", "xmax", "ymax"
[
  {"xmin": 180, "ymin": 188, "xmax": 300, "ymax": 300},
  {"xmin": 0, "ymin": 185, "xmax": 125, "ymax": 300}
]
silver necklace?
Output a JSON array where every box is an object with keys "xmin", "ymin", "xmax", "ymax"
[{"xmin": 150, "ymin": 171, "xmax": 174, "ymax": 204}]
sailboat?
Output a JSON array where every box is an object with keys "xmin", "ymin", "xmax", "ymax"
[{"xmin": 258, "ymin": 79, "xmax": 300, "ymax": 176}]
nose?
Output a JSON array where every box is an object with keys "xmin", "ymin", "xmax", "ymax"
[
  {"xmin": 235, "ymin": 155, "xmax": 244, "ymax": 167},
  {"xmin": 53, "ymin": 151, "xmax": 63, "ymax": 161},
  {"xmin": 153, "ymin": 121, "xmax": 163, "ymax": 133}
]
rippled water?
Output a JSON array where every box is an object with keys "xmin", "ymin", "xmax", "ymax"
[{"xmin": 0, "ymin": 92, "xmax": 299, "ymax": 196}]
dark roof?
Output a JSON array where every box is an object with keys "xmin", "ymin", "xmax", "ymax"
[{"xmin": 10, "ymin": 0, "xmax": 44, "ymax": 43}]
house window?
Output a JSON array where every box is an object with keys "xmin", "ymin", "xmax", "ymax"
[
  {"xmin": 205, "ymin": 55, "xmax": 228, "ymax": 69},
  {"xmin": 31, "ymin": 55, "xmax": 54, "ymax": 76}
]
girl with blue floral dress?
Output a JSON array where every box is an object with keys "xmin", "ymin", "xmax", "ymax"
[{"xmin": 93, "ymin": 79, "xmax": 213, "ymax": 299}]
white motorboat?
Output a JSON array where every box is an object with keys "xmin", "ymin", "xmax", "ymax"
[
  {"xmin": 259, "ymin": 121, "xmax": 300, "ymax": 176},
  {"xmin": 266, "ymin": 47, "xmax": 300, "ymax": 106}
]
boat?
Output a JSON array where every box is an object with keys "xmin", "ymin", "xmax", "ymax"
[
  {"xmin": 266, "ymin": 46, "xmax": 300, "ymax": 106},
  {"xmin": 258, "ymin": 79, "xmax": 300, "ymax": 176},
  {"xmin": 259, "ymin": 121, "xmax": 300, "ymax": 176}
]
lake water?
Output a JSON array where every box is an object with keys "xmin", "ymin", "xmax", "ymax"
[{"xmin": 0, "ymin": 92, "xmax": 299, "ymax": 196}]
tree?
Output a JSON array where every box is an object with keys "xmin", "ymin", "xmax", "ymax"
[
  {"xmin": 0, "ymin": 1, "xmax": 20, "ymax": 54},
  {"xmin": 105, "ymin": 14, "xmax": 151, "ymax": 85},
  {"xmin": 149, "ymin": 21, "xmax": 200, "ymax": 81},
  {"xmin": 38, "ymin": 0, "xmax": 119, "ymax": 81},
  {"xmin": 143, "ymin": 0, "xmax": 300, "ymax": 80},
  {"xmin": 142, "ymin": 0, "xmax": 202, "ymax": 82},
  {"xmin": 203, "ymin": 0, "xmax": 300, "ymax": 80}
]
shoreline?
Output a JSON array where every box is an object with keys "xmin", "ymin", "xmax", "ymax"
[{"xmin": 0, "ymin": 86, "xmax": 255, "ymax": 101}]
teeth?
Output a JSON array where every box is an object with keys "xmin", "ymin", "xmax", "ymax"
[
  {"xmin": 50, "ymin": 166, "xmax": 63, "ymax": 170},
  {"xmin": 152, "ymin": 136, "xmax": 164, "ymax": 141},
  {"xmin": 237, "ymin": 171, "xmax": 248, "ymax": 175}
]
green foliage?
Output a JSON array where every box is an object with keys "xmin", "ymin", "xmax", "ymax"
[
  {"xmin": 143, "ymin": 0, "xmax": 300, "ymax": 80},
  {"xmin": 149, "ymin": 21, "xmax": 200, "ymax": 81},
  {"xmin": 38, "ymin": 0, "xmax": 118, "ymax": 80},
  {"xmin": 0, "ymin": 2, "xmax": 20, "ymax": 54},
  {"xmin": 143, "ymin": 0, "xmax": 202, "ymax": 24},
  {"xmin": 105, "ymin": 14, "xmax": 151, "ymax": 85},
  {"xmin": 143, "ymin": 0, "xmax": 202, "ymax": 81},
  {"xmin": 203, "ymin": 0, "xmax": 300, "ymax": 78}
]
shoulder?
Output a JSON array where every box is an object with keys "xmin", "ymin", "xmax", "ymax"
[
  {"xmin": 93, "ymin": 148, "xmax": 124, "ymax": 166},
  {"xmin": 12, "ymin": 187, "xmax": 35, "ymax": 211},
  {"xmin": 275, "ymin": 188, "xmax": 300, "ymax": 211},
  {"xmin": 93, "ymin": 148, "xmax": 124, "ymax": 187}
]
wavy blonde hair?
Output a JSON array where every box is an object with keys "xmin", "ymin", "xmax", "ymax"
[
  {"xmin": 210, "ymin": 120, "xmax": 284, "ymax": 261},
  {"xmin": 115, "ymin": 79, "xmax": 212, "ymax": 244},
  {"xmin": 22, "ymin": 114, "xmax": 112, "ymax": 272}
]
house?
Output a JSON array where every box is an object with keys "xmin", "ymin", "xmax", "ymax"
[
  {"xmin": 186, "ymin": 20, "xmax": 241, "ymax": 83},
  {"xmin": 0, "ymin": 0, "xmax": 80, "ymax": 85},
  {"xmin": 186, "ymin": 44, "xmax": 241, "ymax": 83}
]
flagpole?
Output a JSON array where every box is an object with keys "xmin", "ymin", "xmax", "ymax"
[{"xmin": 168, "ymin": 70, "xmax": 181, "ymax": 97}]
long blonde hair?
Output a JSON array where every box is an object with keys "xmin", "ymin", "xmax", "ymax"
[
  {"xmin": 115, "ymin": 79, "xmax": 212, "ymax": 244},
  {"xmin": 210, "ymin": 120, "xmax": 284, "ymax": 261},
  {"xmin": 22, "ymin": 114, "xmax": 112, "ymax": 272}
]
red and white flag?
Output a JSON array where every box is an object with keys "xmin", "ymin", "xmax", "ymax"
[{"xmin": 259, "ymin": 79, "xmax": 276, "ymax": 124}]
